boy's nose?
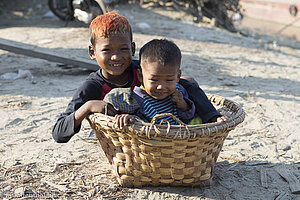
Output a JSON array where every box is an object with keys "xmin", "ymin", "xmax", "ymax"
[
  {"xmin": 111, "ymin": 53, "xmax": 120, "ymax": 60},
  {"xmin": 156, "ymin": 84, "xmax": 165, "ymax": 90}
]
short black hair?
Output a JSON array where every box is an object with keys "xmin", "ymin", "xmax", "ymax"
[{"xmin": 139, "ymin": 39, "xmax": 181, "ymax": 68}]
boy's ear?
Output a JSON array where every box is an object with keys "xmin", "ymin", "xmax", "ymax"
[
  {"xmin": 88, "ymin": 45, "xmax": 96, "ymax": 60},
  {"xmin": 177, "ymin": 69, "xmax": 182, "ymax": 82},
  {"xmin": 137, "ymin": 69, "xmax": 143, "ymax": 83},
  {"xmin": 131, "ymin": 42, "xmax": 136, "ymax": 56}
]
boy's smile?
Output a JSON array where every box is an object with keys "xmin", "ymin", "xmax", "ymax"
[{"xmin": 89, "ymin": 32, "xmax": 135, "ymax": 84}]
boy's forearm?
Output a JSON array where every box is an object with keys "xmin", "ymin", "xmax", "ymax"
[
  {"xmin": 52, "ymin": 113, "xmax": 78, "ymax": 143},
  {"xmin": 52, "ymin": 102, "xmax": 93, "ymax": 143},
  {"xmin": 74, "ymin": 102, "xmax": 91, "ymax": 129},
  {"xmin": 177, "ymin": 100, "xmax": 190, "ymax": 111},
  {"xmin": 177, "ymin": 98, "xmax": 196, "ymax": 123},
  {"xmin": 179, "ymin": 79, "xmax": 221, "ymax": 123}
]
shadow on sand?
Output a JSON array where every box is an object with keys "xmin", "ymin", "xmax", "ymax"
[{"xmin": 134, "ymin": 160, "xmax": 300, "ymax": 199}]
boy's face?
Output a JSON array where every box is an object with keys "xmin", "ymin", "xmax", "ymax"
[
  {"xmin": 89, "ymin": 32, "xmax": 135, "ymax": 79},
  {"xmin": 138, "ymin": 61, "xmax": 181, "ymax": 100}
]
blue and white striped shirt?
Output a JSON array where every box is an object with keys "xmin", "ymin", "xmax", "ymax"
[
  {"xmin": 143, "ymin": 85, "xmax": 180, "ymax": 125},
  {"xmin": 132, "ymin": 83, "xmax": 196, "ymax": 124}
]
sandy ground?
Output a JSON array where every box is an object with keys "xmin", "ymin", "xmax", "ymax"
[{"xmin": 0, "ymin": 1, "xmax": 300, "ymax": 199}]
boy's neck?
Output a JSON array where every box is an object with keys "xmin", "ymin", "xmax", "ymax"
[{"xmin": 101, "ymin": 69, "xmax": 130, "ymax": 86}]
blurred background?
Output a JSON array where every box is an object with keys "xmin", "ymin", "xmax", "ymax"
[{"xmin": 0, "ymin": 0, "xmax": 299, "ymax": 42}]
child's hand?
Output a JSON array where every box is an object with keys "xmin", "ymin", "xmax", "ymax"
[
  {"xmin": 87, "ymin": 100, "xmax": 116, "ymax": 116},
  {"xmin": 75, "ymin": 100, "xmax": 117, "ymax": 129},
  {"xmin": 171, "ymin": 90, "xmax": 190, "ymax": 111},
  {"xmin": 217, "ymin": 116, "xmax": 228, "ymax": 123},
  {"xmin": 114, "ymin": 114, "xmax": 135, "ymax": 129},
  {"xmin": 208, "ymin": 115, "xmax": 228, "ymax": 123}
]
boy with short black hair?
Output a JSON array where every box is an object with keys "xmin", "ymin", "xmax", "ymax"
[
  {"xmin": 134, "ymin": 38, "xmax": 196, "ymax": 125},
  {"xmin": 107, "ymin": 39, "xmax": 226, "ymax": 128}
]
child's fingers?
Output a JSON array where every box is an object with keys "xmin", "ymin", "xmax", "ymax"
[
  {"xmin": 217, "ymin": 116, "xmax": 228, "ymax": 122},
  {"xmin": 172, "ymin": 91, "xmax": 183, "ymax": 99},
  {"xmin": 121, "ymin": 114, "xmax": 129, "ymax": 128},
  {"xmin": 172, "ymin": 90, "xmax": 181, "ymax": 97},
  {"xmin": 114, "ymin": 114, "xmax": 121, "ymax": 128},
  {"xmin": 115, "ymin": 114, "xmax": 126, "ymax": 128},
  {"xmin": 171, "ymin": 92, "xmax": 180, "ymax": 102},
  {"xmin": 222, "ymin": 116, "xmax": 228, "ymax": 122},
  {"xmin": 114, "ymin": 114, "xmax": 135, "ymax": 129},
  {"xmin": 118, "ymin": 115, "xmax": 126, "ymax": 128}
]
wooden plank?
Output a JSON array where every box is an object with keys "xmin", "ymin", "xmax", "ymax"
[
  {"xmin": 275, "ymin": 165, "xmax": 300, "ymax": 194},
  {"xmin": 274, "ymin": 192, "xmax": 289, "ymax": 200},
  {"xmin": 260, "ymin": 167, "xmax": 268, "ymax": 188},
  {"xmin": 0, "ymin": 38, "xmax": 99, "ymax": 71}
]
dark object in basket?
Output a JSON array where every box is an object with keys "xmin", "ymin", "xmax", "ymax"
[{"xmin": 88, "ymin": 94, "xmax": 245, "ymax": 187}]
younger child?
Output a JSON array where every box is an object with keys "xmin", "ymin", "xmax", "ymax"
[
  {"xmin": 110, "ymin": 39, "xmax": 195, "ymax": 127},
  {"xmin": 52, "ymin": 11, "xmax": 140, "ymax": 143},
  {"xmin": 105, "ymin": 39, "xmax": 226, "ymax": 128}
]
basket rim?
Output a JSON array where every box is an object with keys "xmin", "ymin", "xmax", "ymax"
[{"xmin": 88, "ymin": 94, "xmax": 245, "ymax": 138}]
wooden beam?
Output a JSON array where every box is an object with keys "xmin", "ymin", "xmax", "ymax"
[
  {"xmin": 275, "ymin": 165, "xmax": 300, "ymax": 194},
  {"xmin": 260, "ymin": 167, "xmax": 268, "ymax": 188},
  {"xmin": 0, "ymin": 38, "xmax": 99, "ymax": 71}
]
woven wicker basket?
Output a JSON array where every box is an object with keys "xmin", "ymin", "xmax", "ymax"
[{"xmin": 87, "ymin": 94, "xmax": 245, "ymax": 187}]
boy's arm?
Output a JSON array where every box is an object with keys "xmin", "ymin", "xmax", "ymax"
[
  {"xmin": 52, "ymin": 100, "xmax": 114, "ymax": 143},
  {"xmin": 179, "ymin": 79, "xmax": 221, "ymax": 123},
  {"xmin": 172, "ymin": 85, "xmax": 196, "ymax": 123},
  {"xmin": 171, "ymin": 90, "xmax": 190, "ymax": 111},
  {"xmin": 52, "ymin": 111, "xmax": 79, "ymax": 143},
  {"xmin": 74, "ymin": 100, "xmax": 115, "ymax": 129},
  {"xmin": 52, "ymin": 80, "xmax": 104, "ymax": 143}
]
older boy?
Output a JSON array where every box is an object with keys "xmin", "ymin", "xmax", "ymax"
[{"xmin": 52, "ymin": 11, "xmax": 140, "ymax": 142}]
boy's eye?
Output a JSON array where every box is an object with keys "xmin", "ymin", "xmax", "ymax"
[
  {"xmin": 167, "ymin": 79, "xmax": 175, "ymax": 82},
  {"xmin": 101, "ymin": 49, "xmax": 110, "ymax": 52},
  {"xmin": 121, "ymin": 48, "xmax": 130, "ymax": 50}
]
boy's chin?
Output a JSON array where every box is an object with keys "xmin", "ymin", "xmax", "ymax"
[
  {"xmin": 110, "ymin": 72, "xmax": 125, "ymax": 76},
  {"xmin": 151, "ymin": 95, "xmax": 168, "ymax": 100},
  {"xmin": 108, "ymin": 69, "xmax": 127, "ymax": 76}
]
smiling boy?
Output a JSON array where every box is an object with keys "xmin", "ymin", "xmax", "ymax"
[{"xmin": 52, "ymin": 11, "xmax": 140, "ymax": 143}]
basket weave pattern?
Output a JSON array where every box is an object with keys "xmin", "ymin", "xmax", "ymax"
[{"xmin": 88, "ymin": 95, "xmax": 245, "ymax": 187}]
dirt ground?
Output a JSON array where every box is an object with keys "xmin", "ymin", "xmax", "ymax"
[{"xmin": 0, "ymin": 0, "xmax": 300, "ymax": 199}]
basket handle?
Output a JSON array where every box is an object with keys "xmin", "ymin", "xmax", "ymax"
[
  {"xmin": 149, "ymin": 113, "xmax": 191, "ymax": 139},
  {"xmin": 150, "ymin": 113, "xmax": 185, "ymax": 125}
]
